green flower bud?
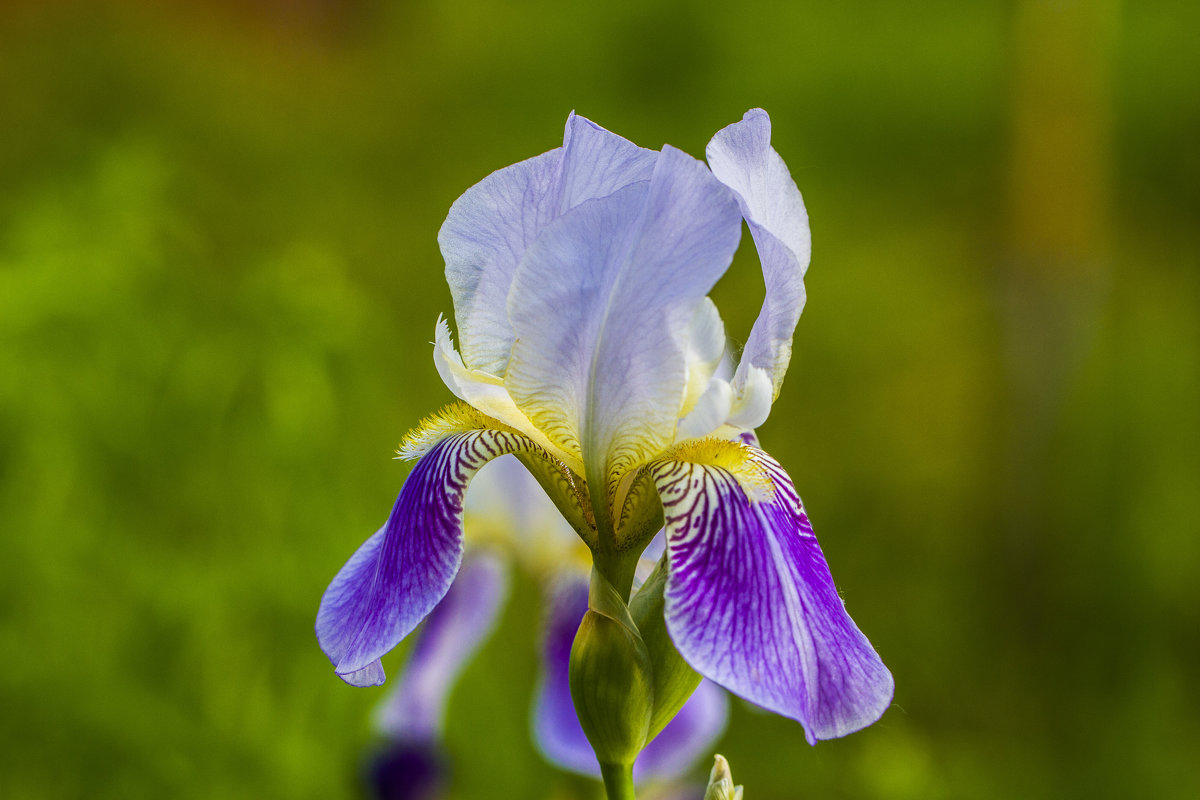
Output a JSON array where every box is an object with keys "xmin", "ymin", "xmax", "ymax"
[
  {"xmin": 569, "ymin": 568, "xmax": 654, "ymax": 768},
  {"xmin": 630, "ymin": 555, "xmax": 702, "ymax": 739},
  {"xmin": 704, "ymin": 755, "xmax": 744, "ymax": 800}
]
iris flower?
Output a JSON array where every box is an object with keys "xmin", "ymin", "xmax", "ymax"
[
  {"xmin": 370, "ymin": 456, "xmax": 727, "ymax": 793},
  {"xmin": 317, "ymin": 109, "xmax": 893, "ymax": 745}
]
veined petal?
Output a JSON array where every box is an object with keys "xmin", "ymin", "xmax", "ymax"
[
  {"xmin": 433, "ymin": 317, "xmax": 583, "ymax": 474},
  {"xmin": 554, "ymin": 112, "xmax": 660, "ymax": 215},
  {"xmin": 316, "ymin": 416, "xmax": 548, "ymax": 685},
  {"xmin": 506, "ymin": 146, "xmax": 743, "ymax": 496},
  {"xmin": 440, "ymin": 150, "xmax": 561, "ymax": 376},
  {"xmin": 532, "ymin": 576, "xmax": 730, "ymax": 784},
  {"xmin": 375, "ymin": 552, "xmax": 509, "ymax": 740},
  {"xmin": 707, "ymin": 109, "xmax": 811, "ymax": 404},
  {"xmin": 650, "ymin": 441, "xmax": 893, "ymax": 743},
  {"xmin": 439, "ymin": 114, "xmax": 656, "ymax": 376}
]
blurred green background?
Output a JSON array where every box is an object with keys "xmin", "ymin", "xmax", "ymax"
[{"xmin": 2, "ymin": 0, "xmax": 1197, "ymax": 798}]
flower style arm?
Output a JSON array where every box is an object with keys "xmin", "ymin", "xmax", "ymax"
[{"xmin": 650, "ymin": 440, "xmax": 893, "ymax": 744}]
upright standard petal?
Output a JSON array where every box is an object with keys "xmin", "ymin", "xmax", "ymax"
[
  {"xmin": 439, "ymin": 114, "xmax": 656, "ymax": 377},
  {"xmin": 375, "ymin": 552, "xmax": 509, "ymax": 741},
  {"xmin": 649, "ymin": 440, "xmax": 893, "ymax": 743},
  {"xmin": 707, "ymin": 109, "xmax": 811, "ymax": 404},
  {"xmin": 316, "ymin": 407, "xmax": 547, "ymax": 685},
  {"xmin": 505, "ymin": 147, "xmax": 743, "ymax": 492}
]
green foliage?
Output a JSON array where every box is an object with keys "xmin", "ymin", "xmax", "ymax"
[{"xmin": 1, "ymin": 1, "xmax": 1197, "ymax": 798}]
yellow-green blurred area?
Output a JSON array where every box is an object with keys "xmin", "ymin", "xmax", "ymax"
[{"xmin": 1, "ymin": 0, "xmax": 1197, "ymax": 797}]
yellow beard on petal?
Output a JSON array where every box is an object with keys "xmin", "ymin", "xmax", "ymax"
[
  {"xmin": 396, "ymin": 403, "xmax": 505, "ymax": 461},
  {"xmin": 659, "ymin": 437, "xmax": 775, "ymax": 504}
]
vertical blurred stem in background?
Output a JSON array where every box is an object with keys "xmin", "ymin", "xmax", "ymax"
[{"xmin": 1001, "ymin": 0, "xmax": 1116, "ymax": 583}]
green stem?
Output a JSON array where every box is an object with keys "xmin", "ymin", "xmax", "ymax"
[
  {"xmin": 599, "ymin": 761, "xmax": 636, "ymax": 800},
  {"xmin": 592, "ymin": 547, "xmax": 639, "ymax": 600}
]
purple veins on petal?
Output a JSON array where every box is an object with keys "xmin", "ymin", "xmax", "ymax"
[
  {"xmin": 651, "ymin": 446, "xmax": 894, "ymax": 744},
  {"xmin": 375, "ymin": 552, "xmax": 509, "ymax": 741},
  {"xmin": 315, "ymin": 428, "xmax": 535, "ymax": 685}
]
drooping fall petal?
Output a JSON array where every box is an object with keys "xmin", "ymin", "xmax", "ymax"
[
  {"xmin": 375, "ymin": 552, "xmax": 509, "ymax": 740},
  {"xmin": 650, "ymin": 442, "xmax": 893, "ymax": 743},
  {"xmin": 316, "ymin": 418, "xmax": 544, "ymax": 686}
]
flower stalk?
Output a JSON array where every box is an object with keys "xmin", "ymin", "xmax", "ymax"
[{"xmin": 599, "ymin": 762, "xmax": 638, "ymax": 800}]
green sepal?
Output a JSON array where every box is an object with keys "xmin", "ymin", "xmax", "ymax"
[
  {"xmin": 569, "ymin": 569, "xmax": 654, "ymax": 768},
  {"xmin": 629, "ymin": 555, "xmax": 702, "ymax": 740}
]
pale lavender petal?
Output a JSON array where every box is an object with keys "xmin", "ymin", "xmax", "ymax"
[
  {"xmin": 440, "ymin": 150, "xmax": 560, "ymax": 376},
  {"xmin": 634, "ymin": 679, "xmax": 728, "ymax": 782},
  {"xmin": 316, "ymin": 429, "xmax": 535, "ymax": 685},
  {"xmin": 531, "ymin": 575, "xmax": 596, "ymax": 776},
  {"xmin": 506, "ymin": 147, "xmax": 743, "ymax": 483},
  {"xmin": 439, "ymin": 114, "xmax": 655, "ymax": 376},
  {"xmin": 375, "ymin": 553, "xmax": 509, "ymax": 741},
  {"xmin": 651, "ymin": 446, "xmax": 893, "ymax": 743},
  {"xmin": 553, "ymin": 113, "xmax": 659, "ymax": 216},
  {"xmin": 641, "ymin": 531, "xmax": 667, "ymax": 564},
  {"xmin": 707, "ymin": 109, "xmax": 811, "ymax": 400}
]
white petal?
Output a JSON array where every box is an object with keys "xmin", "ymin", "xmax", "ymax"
[
  {"xmin": 676, "ymin": 376, "xmax": 733, "ymax": 441},
  {"xmin": 440, "ymin": 150, "xmax": 562, "ymax": 375},
  {"xmin": 439, "ymin": 114, "xmax": 657, "ymax": 376},
  {"xmin": 707, "ymin": 109, "xmax": 811, "ymax": 404},
  {"xmin": 504, "ymin": 147, "xmax": 742, "ymax": 491},
  {"xmin": 680, "ymin": 297, "xmax": 727, "ymax": 417},
  {"xmin": 433, "ymin": 317, "xmax": 583, "ymax": 473}
]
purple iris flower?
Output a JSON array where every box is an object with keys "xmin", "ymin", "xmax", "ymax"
[
  {"xmin": 370, "ymin": 458, "xmax": 726, "ymax": 787},
  {"xmin": 317, "ymin": 109, "xmax": 893, "ymax": 745}
]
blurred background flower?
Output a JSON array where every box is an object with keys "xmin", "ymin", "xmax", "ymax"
[{"xmin": 0, "ymin": 0, "xmax": 1196, "ymax": 798}]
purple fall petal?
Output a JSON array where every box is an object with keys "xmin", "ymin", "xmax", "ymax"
[
  {"xmin": 375, "ymin": 553, "xmax": 509, "ymax": 741},
  {"xmin": 316, "ymin": 429, "xmax": 534, "ymax": 685},
  {"xmin": 651, "ymin": 447, "xmax": 894, "ymax": 744}
]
